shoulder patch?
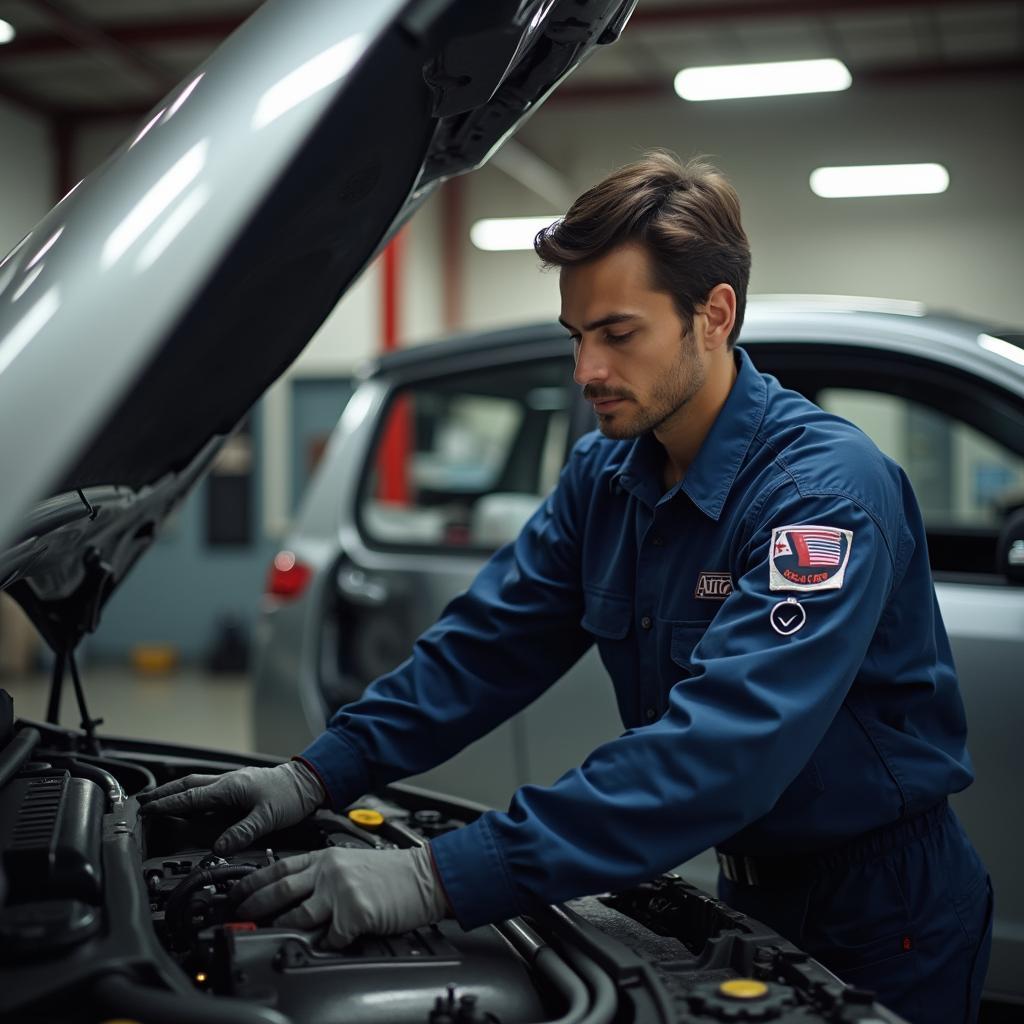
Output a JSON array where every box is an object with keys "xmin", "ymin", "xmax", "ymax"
[{"xmin": 769, "ymin": 524, "xmax": 853, "ymax": 592}]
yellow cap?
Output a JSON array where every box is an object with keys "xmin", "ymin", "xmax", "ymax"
[
  {"xmin": 719, "ymin": 979, "xmax": 769, "ymax": 1000},
  {"xmin": 348, "ymin": 808, "xmax": 385, "ymax": 828}
]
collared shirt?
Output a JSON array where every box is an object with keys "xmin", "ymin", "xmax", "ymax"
[{"xmin": 301, "ymin": 347, "xmax": 973, "ymax": 930}]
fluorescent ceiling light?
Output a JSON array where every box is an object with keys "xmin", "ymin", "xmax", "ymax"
[
  {"xmin": 979, "ymin": 334, "xmax": 1024, "ymax": 368},
  {"xmin": 0, "ymin": 19, "xmax": 16, "ymax": 45},
  {"xmin": 810, "ymin": 163, "xmax": 949, "ymax": 198},
  {"xmin": 674, "ymin": 58, "xmax": 850, "ymax": 101},
  {"xmin": 470, "ymin": 215, "xmax": 561, "ymax": 252}
]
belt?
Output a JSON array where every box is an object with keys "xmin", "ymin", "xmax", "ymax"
[{"xmin": 716, "ymin": 800, "xmax": 949, "ymax": 888}]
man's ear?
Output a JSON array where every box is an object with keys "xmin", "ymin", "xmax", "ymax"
[{"xmin": 700, "ymin": 283, "xmax": 736, "ymax": 352}]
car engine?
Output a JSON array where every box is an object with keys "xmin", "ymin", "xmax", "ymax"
[{"xmin": 0, "ymin": 700, "xmax": 906, "ymax": 1024}]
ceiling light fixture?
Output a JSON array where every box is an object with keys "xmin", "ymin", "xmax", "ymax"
[
  {"xmin": 674, "ymin": 58, "xmax": 851, "ymax": 101},
  {"xmin": 979, "ymin": 334, "xmax": 1024, "ymax": 368},
  {"xmin": 470, "ymin": 215, "xmax": 561, "ymax": 252},
  {"xmin": 810, "ymin": 163, "xmax": 949, "ymax": 198},
  {"xmin": 0, "ymin": 19, "xmax": 16, "ymax": 45}
]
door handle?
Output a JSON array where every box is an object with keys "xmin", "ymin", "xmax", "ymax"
[{"xmin": 336, "ymin": 565, "xmax": 389, "ymax": 607}]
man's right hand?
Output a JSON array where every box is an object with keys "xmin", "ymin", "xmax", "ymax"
[{"xmin": 137, "ymin": 761, "xmax": 327, "ymax": 855}]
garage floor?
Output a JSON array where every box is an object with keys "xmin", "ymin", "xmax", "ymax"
[{"xmin": 0, "ymin": 668, "xmax": 254, "ymax": 753}]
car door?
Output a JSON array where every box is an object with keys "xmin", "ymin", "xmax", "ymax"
[
  {"xmin": 745, "ymin": 336, "xmax": 1024, "ymax": 1003},
  {"xmin": 326, "ymin": 345, "xmax": 604, "ymax": 807}
]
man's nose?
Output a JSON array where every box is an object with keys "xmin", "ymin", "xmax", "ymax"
[{"xmin": 572, "ymin": 337, "xmax": 608, "ymax": 387}]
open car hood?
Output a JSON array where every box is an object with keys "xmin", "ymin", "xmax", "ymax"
[{"xmin": 0, "ymin": 0, "xmax": 636, "ymax": 651}]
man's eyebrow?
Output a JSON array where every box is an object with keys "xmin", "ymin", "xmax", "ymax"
[{"xmin": 558, "ymin": 312, "xmax": 641, "ymax": 334}]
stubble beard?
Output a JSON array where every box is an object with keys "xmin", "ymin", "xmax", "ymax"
[{"xmin": 595, "ymin": 333, "xmax": 705, "ymax": 441}]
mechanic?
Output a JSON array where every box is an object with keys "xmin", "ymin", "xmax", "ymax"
[{"xmin": 140, "ymin": 152, "xmax": 992, "ymax": 1023}]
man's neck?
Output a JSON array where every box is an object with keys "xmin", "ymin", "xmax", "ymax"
[{"xmin": 656, "ymin": 353, "xmax": 738, "ymax": 490}]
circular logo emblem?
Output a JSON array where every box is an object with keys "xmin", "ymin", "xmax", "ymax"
[{"xmin": 770, "ymin": 597, "xmax": 806, "ymax": 636}]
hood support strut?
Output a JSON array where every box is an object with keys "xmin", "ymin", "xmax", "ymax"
[
  {"xmin": 11, "ymin": 545, "xmax": 113, "ymax": 752},
  {"xmin": 46, "ymin": 647, "xmax": 103, "ymax": 753}
]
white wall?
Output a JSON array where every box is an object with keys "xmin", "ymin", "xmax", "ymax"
[
  {"xmin": 461, "ymin": 75, "xmax": 1024, "ymax": 331},
  {"xmin": 0, "ymin": 99, "xmax": 53, "ymax": 255}
]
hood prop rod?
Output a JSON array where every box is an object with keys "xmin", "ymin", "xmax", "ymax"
[{"xmin": 46, "ymin": 647, "xmax": 103, "ymax": 754}]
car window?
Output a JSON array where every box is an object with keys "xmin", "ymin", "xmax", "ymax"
[
  {"xmin": 819, "ymin": 389, "xmax": 1024, "ymax": 531},
  {"xmin": 360, "ymin": 359, "xmax": 572, "ymax": 550}
]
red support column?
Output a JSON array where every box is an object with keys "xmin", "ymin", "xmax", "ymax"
[{"xmin": 378, "ymin": 231, "xmax": 410, "ymax": 504}]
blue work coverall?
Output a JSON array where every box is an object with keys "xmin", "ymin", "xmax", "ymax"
[{"xmin": 302, "ymin": 347, "xmax": 993, "ymax": 1022}]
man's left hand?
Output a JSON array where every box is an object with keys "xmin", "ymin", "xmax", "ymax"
[{"xmin": 230, "ymin": 844, "xmax": 450, "ymax": 948}]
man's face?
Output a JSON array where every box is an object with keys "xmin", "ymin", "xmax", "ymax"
[{"xmin": 559, "ymin": 242, "xmax": 706, "ymax": 440}]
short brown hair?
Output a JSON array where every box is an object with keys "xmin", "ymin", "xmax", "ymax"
[{"xmin": 534, "ymin": 151, "xmax": 751, "ymax": 347}]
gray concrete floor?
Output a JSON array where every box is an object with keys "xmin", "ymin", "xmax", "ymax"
[{"xmin": 1, "ymin": 667, "xmax": 254, "ymax": 752}]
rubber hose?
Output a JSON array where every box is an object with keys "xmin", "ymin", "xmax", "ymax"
[
  {"xmin": 494, "ymin": 920, "xmax": 591, "ymax": 1024},
  {"xmin": 48, "ymin": 755, "xmax": 125, "ymax": 805},
  {"xmin": 73, "ymin": 749, "xmax": 157, "ymax": 791},
  {"xmin": 164, "ymin": 864, "xmax": 258, "ymax": 949},
  {"xmin": 0, "ymin": 727, "xmax": 39, "ymax": 789},
  {"xmin": 556, "ymin": 943, "xmax": 617, "ymax": 1024},
  {"xmin": 92, "ymin": 971, "xmax": 292, "ymax": 1024}
]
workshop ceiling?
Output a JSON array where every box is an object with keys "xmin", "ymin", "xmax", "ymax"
[{"xmin": 0, "ymin": 0, "xmax": 1021, "ymax": 118}]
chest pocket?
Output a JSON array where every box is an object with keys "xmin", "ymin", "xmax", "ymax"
[
  {"xmin": 667, "ymin": 618, "xmax": 708, "ymax": 675},
  {"xmin": 581, "ymin": 588, "xmax": 631, "ymax": 640}
]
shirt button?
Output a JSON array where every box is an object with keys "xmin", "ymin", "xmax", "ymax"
[
  {"xmin": 651, "ymin": 534, "xmax": 664, "ymax": 547},
  {"xmin": 640, "ymin": 615, "xmax": 652, "ymax": 630},
  {"xmin": 645, "ymin": 707, "xmax": 657, "ymax": 721}
]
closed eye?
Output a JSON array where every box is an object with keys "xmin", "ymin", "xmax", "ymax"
[{"xmin": 606, "ymin": 331, "xmax": 634, "ymax": 342}]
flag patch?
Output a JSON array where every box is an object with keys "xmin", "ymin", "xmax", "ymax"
[{"xmin": 770, "ymin": 524, "xmax": 852, "ymax": 592}]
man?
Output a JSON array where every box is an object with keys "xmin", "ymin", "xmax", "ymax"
[{"xmin": 141, "ymin": 153, "xmax": 992, "ymax": 1022}]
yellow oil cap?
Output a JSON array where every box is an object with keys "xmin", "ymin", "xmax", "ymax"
[
  {"xmin": 348, "ymin": 808, "xmax": 385, "ymax": 828},
  {"xmin": 719, "ymin": 979, "xmax": 769, "ymax": 1000}
]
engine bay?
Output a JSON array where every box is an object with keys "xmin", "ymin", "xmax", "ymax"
[{"xmin": 0, "ymin": 702, "xmax": 906, "ymax": 1024}]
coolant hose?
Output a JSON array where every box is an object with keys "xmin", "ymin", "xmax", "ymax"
[
  {"xmin": 495, "ymin": 919, "xmax": 592, "ymax": 1024},
  {"xmin": 0, "ymin": 726, "xmax": 39, "ymax": 789},
  {"xmin": 47, "ymin": 754, "xmax": 125, "ymax": 805},
  {"xmin": 558, "ymin": 942, "xmax": 617, "ymax": 1024},
  {"xmin": 164, "ymin": 864, "xmax": 258, "ymax": 949}
]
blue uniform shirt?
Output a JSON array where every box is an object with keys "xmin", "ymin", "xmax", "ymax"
[{"xmin": 301, "ymin": 347, "xmax": 973, "ymax": 930}]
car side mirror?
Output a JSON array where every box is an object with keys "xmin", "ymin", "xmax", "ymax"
[{"xmin": 997, "ymin": 507, "xmax": 1024, "ymax": 584}]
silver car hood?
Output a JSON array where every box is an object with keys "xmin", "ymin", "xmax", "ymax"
[{"xmin": 0, "ymin": 0, "xmax": 634, "ymax": 647}]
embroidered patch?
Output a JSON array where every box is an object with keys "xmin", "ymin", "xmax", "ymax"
[
  {"xmin": 770, "ymin": 597, "xmax": 806, "ymax": 636},
  {"xmin": 769, "ymin": 524, "xmax": 853, "ymax": 592},
  {"xmin": 695, "ymin": 571, "xmax": 733, "ymax": 600}
]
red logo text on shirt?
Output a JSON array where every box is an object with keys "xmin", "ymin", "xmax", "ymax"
[{"xmin": 695, "ymin": 571, "xmax": 734, "ymax": 600}]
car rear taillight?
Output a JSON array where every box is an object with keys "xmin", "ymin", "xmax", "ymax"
[{"xmin": 266, "ymin": 551, "xmax": 313, "ymax": 600}]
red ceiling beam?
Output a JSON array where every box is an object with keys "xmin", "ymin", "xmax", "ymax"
[
  {"xmin": 2, "ymin": 0, "xmax": 1014, "ymax": 58},
  {"xmin": 629, "ymin": 0, "xmax": 1022, "ymax": 28},
  {"xmin": 10, "ymin": 50, "xmax": 1024, "ymax": 120},
  {"xmin": 1, "ymin": 16, "xmax": 247, "ymax": 57},
  {"xmin": 29, "ymin": 0, "xmax": 178, "ymax": 92}
]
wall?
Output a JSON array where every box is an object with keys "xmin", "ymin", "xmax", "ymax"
[
  {"xmin": 0, "ymin": 98, "xmax": 53, "ymax": 254},
  {"xmin": 461, "ymin": 74, "xmax": 1024, "ymax": 332}
]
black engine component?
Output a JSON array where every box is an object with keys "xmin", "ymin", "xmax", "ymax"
[
  {"xmin": 0, "ymin": 770, "xmax": 104, "ymax": 955},
  {"xmin": 0, "ymin": 716, "xmax": 909, "ymax": 1024}
]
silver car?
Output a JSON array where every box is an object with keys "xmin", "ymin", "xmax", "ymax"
[{"xmin": 253, "ymin": 297, "xmax": 1024, "ymax": 1005}]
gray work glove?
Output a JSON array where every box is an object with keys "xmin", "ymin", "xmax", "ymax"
[
  {"xmin": 230, "ymin": 845, "xmax": 450, "ymax": 948},
  {"xmin": 137, "ymin": 761, "xmax": 326, "ymax": 854}
]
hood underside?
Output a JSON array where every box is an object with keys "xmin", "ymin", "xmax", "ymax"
[{"xmin": 0, "ymin": 0, "xmax": 635, "ymax": 642}]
